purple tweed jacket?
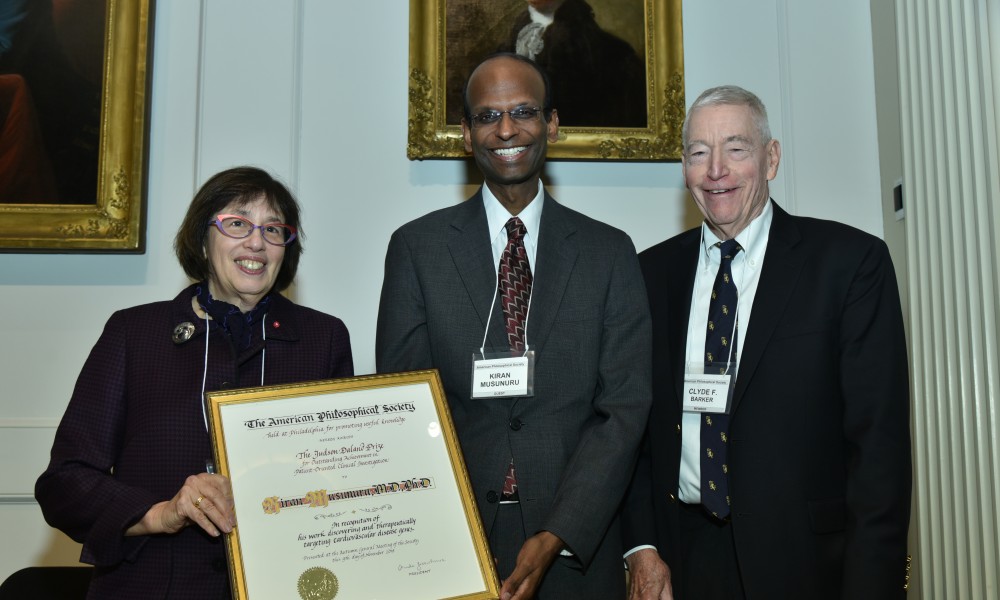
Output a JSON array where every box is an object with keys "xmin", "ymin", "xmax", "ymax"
[{"xmin": 36, "ymin": 283, "xmax": 354, "ymax": 600}]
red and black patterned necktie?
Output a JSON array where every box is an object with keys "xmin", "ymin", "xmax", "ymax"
[
  {"xmin": 498, "ymin": 217, "xmax": 532, "ymax": 501},
  {"xmin": 499, "ymin": 217, "xmax": 533, "ymax": 352}
]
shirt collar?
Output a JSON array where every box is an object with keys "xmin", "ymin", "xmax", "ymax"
[
  {"xmin": 700, "ymin": 198, "xmax": 773, "ymax": 265},
  {"xmin": 527, "ymin": 6, "xmax": 556, "ymax": 25},
  {"xmin": 483, "ymin": 180, "xmax": 545, "ymax": 244}
]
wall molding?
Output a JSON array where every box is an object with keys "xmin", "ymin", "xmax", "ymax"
[
  {"xmin": 194, "ymin": 0, "xmax": 207, "ymax": 187},
  {"xmin": 290, "ymin": 1, "xmax": 304, "ymax": 189},
  {"xmin": 0, "ymin": 495, "xmax": 37, "ymax": 506},
  {"xmin": 0, "ymin": 422, "xmax": 57, "ymax": 500},
  {"xmin": 0, "ymin": 419, "xmax": 59, "ymax": 429},
  {"xmin": 774, "ymin": 0, "xmax": 797, "ymax": 215}
]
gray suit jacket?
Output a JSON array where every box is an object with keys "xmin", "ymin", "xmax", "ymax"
[{"xmin": 376, "ymin": 190, "xmax": 651, "ymax": 583}]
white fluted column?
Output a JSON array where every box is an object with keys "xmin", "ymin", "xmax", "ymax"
[{"xmin": 897, "ymin": 0, "xmax": 1000, "ymax": 597}]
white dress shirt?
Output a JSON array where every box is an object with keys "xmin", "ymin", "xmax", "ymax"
[
  {"xmin": 624, "ymin": 201, "xmax": 773, "ymax": 560},
  {"xmin": 481, "ymin": 181, "xmax": 544, "ymax": 348},
  {"xmin": 677, "ymin": 200, "xmax": 773, "ymax": 503},
  {"xmin": 484, "ymin": 181, "xmax": 543, "ymax": 270}
]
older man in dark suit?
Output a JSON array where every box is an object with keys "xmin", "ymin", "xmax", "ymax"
[
  {"xmin": 377, "ymin": 53, "xmax": 651, "ymax": 599},
  {"xmin": 622, "ymin": 85, "xmax": 912, "ymax": 600}
]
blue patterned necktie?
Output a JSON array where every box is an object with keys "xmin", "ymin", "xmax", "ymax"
[{"xmin": 701, "ymin": 239, "xmax": 742, "ymax": 519}]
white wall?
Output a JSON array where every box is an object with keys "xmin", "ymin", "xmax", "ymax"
[{"xmin": 0, "ymin": 0, "xmax": 886, "ymax": 581}]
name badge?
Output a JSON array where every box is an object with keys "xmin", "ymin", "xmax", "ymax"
[
  {"xmin": 471, "ymin": 351, "xmax": 535, "ymax": 398},
  {"xmin": 683, "ymin": 372, "xmax": 734, "ymax": 414}
]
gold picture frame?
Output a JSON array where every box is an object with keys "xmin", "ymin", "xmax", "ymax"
[
  {"xmin": 206, "ymin": 370, "xmax": 500, "ymax": 600},
  {"xmin": 407, "ymin": 0, "xmax": 684, "ymax": 161},
  {"xmin": 0, "ymin": 0, "xmax": 153, "ymax": 252}
]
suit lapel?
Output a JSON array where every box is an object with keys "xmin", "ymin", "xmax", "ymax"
[
  {"xmin": 524, "ymin": 195, "xmax": 578, "ymax": 355},
  {"xmin": 731, "ymin": 202, "xmax": 805, "ymax": 412},
  {"xmin": 448, "ymin": 192, "xmax": 509, "ymax": 351},
  {"xmin": 668, "ymin": 232, "xmax": 701, "ymax": 411}
]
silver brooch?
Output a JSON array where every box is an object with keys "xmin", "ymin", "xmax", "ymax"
[{"xmin": 172, "ymin": 322, "xmax": 196, "ymax": 344}]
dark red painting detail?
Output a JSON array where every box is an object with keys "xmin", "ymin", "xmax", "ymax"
[{"xmin": 0, "ymin": 0, "xmax": 106, "ymax": 205}]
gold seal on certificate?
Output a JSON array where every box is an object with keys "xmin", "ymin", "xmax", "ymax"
[
  {"xmin": 206, "ymin": 370, "xmax": 500, "ymax": 600},
  {"xmin": 297, "ymin": 566, "xmax": 339, "ymax": 600}
]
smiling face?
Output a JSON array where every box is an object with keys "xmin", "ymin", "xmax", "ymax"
[
  {"xmin": 683, "ymin": 103, "xmax": 781, "ymax": 240},
  {"xmin": 462, "ymin": 56, "xmax": 559, "ymax": 213},
  {"xmin": 205, "ymin": 195, "xmax": 286, "ymax": 311}
]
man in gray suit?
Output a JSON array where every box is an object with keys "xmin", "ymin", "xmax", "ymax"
[{"xmin": 376, "ymin": 53, "xmax": 651, "ymax": 600}]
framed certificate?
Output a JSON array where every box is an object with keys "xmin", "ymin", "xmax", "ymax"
[{"xmin": 206, "ymin": 370, "xmax": 499, "ymax": 600}]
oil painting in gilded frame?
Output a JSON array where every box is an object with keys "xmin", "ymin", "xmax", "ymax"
[
  {"xmin": 408, "ymin": 0, "xmax": 684, "ymax": 160},
  {"xmin": 0, "ymin": 0, "xmax": 153, "ymax": 252},
  {"xmin": 206, "ymin": 370, "xmax": 500, "ymax": 600}
]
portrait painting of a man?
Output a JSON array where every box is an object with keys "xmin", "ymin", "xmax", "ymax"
[{"xmin": 446, "ymin": 0, "xmax": 647, "ymax": 128}]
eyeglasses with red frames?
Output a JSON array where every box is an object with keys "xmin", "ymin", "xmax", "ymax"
[{"xmin": 208, "ymin": 214, "xmax": 297, "ymax": 246}]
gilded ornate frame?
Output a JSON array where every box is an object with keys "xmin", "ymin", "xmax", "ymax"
[
  {"xmin": 0, "ymin": 0, "xmax": 153, "ymax": 252},
  {"xmin": 407, "ymin": 0, "xmax": 684, "ymax": 160}
]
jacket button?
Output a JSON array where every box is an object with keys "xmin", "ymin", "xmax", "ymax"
[
  {"xmin": 486, "ymin": 491, "xmax": 498, "ymax": 503},
  {"xmin": 675, "ymin": 423, "xmax": 681, "ymax": 434},
  {"xmin": 668, "ymin": 493, "xmax": 677, "ymax": 503},
  {"xmin": 509, "ymin": 418, "xmax": 523, "ymax": 431},
  {"xmin": 220, "ymin": 382, "xmax": 231, "ymax": 389}
]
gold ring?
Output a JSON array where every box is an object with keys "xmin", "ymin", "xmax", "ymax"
[{"xmin": 194, "ymin": 495, "xmax": 204, "ymax": 510}]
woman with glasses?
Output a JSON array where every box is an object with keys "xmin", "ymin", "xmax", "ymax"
[{"xmin": 35, "ymin": 166, "xmax": 354, "ymax": 599}]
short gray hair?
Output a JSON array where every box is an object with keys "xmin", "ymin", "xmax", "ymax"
[{"xmin": 682, "ymin": 85, "xmax": 772, "ymax": 147}]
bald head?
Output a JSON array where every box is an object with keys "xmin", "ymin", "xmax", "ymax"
[{"xmin": 462, "ymin": 53, "xmax": 553, "ymax": 123}]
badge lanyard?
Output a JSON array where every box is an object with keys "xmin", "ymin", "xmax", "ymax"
[
  {"xmin": 683, "ymin": 228, "xmax": 747, "ymax": 413},
  {"xmin": 199, "ymin": 313, "xmax": 267, "ymax": 431},
  {"xmin": 470, "ymin": 253, "xmax": 536, "ymax": 398}
]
